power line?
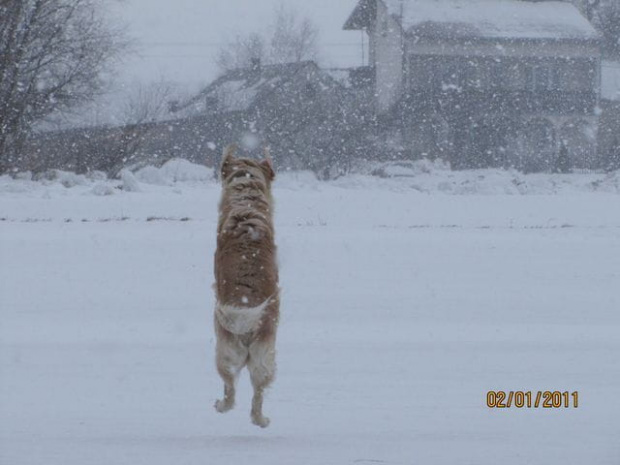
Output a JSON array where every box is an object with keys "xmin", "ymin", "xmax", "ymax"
[
  {"xmin": 139, "ymin": 54, "xmax": 363, "ymax": 60},
  {"xmin": 141, "ymin": 41, "xmax": 360, "ymax": 48}
]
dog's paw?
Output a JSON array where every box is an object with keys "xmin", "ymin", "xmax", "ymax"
[
  {"xmin": 251, "ymin": 414, "xmax": 270, "ymax": 428},
  {"xmin": 214, "ymin": 399, "xmax": 234, "ymax": 413}
]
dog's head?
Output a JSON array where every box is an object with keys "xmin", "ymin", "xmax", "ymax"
[{"xmin": 220, "ymin": 145, "xmax": 275, "ymax": 190}]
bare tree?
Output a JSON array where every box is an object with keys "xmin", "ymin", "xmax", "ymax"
[
  {"xmin": 269, "ymin": 5, "xmax": 319, "ymax": 64},
  {"xmin": 568, "ymin": 1, "xmax": 619, "ymax": 56},
  {"xmin": 122, "ymin": 80, "xmax": 178, "ymax": 126},
  {"xmin": 216, "ymin": 4, "xmax": 319, "ymax": 72},
  {"xmin": 216, "ymin": 33, "xmax": 266, "ymax": 73},
  {"xmin": 583, "ymin": 0, "xmax": 601, "ymax": 21},
  {"xmin": 101, "ymin": 80, "xmax": 179, "ymax": 177},
  {"xmin": 0, "ymin": 0, "xmax": 128, "ymax": 174}
]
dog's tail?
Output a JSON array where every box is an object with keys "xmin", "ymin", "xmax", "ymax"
[{"xmin": 215, "ymin": 297, "xmax": 272, "ymax": 335}]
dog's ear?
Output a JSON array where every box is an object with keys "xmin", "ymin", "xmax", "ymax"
[
  {"xmin": 221, "ymin": 144, "xmax": 236, "ymax": 179},
  {"xmin": 260, "ymin": 147, "xmax": 275, "ymax": 181}
]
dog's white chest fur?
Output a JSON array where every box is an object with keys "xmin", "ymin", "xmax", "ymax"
[{"xmin": 215, "ymin": 299, "xmax": 270, "ymax": 335}]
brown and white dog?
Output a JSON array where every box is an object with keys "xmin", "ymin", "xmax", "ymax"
[{"xmin": 213, "ymin": 145, "xmax": 279, "ymax": 428}]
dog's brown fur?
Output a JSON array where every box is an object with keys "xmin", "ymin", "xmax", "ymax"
[{"xmin": 213, "ymin": 145, "xmax": 279, "ymax": 428}]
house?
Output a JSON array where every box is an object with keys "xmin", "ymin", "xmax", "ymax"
[
  {"xmin": 172, "ymin": 60, "xmax": 348, "ymax": 172},
  {"xmin": 18, "ymin": 61, "xmax": 354, "ymax": 176},
  {"xmin": 344, "ymin": 0, "xmax": 604, "ymax": 171}
]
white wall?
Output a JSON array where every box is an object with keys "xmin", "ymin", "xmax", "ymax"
[
  {"xmin": 602, "ymin": 61, "xmax": 620, "ymax": 101},
  {"xmin": 369, "ymin": 0, "xmax": 404, "ymax": 114}
]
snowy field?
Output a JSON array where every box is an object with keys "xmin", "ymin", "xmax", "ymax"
[{"xmin": 1, "ymin": 163, "xmax": 620, "ymax": 465}]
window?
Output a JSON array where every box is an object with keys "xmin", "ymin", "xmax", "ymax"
[
  {"xmin": 465, "ymin": 60, "xmax": 481, "ymax": 89},
  {"xmin": 440, "ymin": 62, "xmax": 460, "ymax": 90},
  {"xmin": 567, "ymin": 60, "xmax": 594, "ymax": 91},
  {"xmin": 410, "ymin": 56, "xmax": 436, "ymax": 90},
  {"xmin": 490, "ymin": 60, "xmax": 506, "ymax": 89},
  {"xmin": 527, "ymin": 64, "xmax": 560, "ymax": 92}
]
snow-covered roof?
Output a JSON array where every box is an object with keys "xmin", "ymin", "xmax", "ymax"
[
  {"xmin": 175, "ymin": 61, "xmax": 330, "ymax": 117},
  {"xmin": 383, "ymin": 0, "xmax": 599, "ymax": 41},
  {"xmin": 210, "ymin": 79, "xmax": 265, "ymax": 112}
]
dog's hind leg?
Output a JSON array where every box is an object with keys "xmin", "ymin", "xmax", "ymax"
[
  {"xmin": 214, "ymin": 330, "xmax": 247, "ymax": 413},
  {"xmin": 247, "ymin": 339, "xmax": 276, "ymax": 427}
]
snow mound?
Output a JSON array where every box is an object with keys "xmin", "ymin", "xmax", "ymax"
[
  {"xmin": 33, "ymin": 170, "xmax": 89, "ymax": 188},
  {"xmin": 91, "ymin": 183, "xmax": 115, "ymax": 196},
  {"xmin": 1, "ymin": 161, "xmax": 618, "ymax": 197},
  {"xmin": 370, "ymin": 159, "xmax": 451, "ymax": 178},
  {"xmin": 0, "ymin": 174, "xmax": 33, "ymax": 194},
  {"xmin": 135, "ymin": 159, "xmax": 214, "ymax": 185},
  {"xmin": 86, "ymin": 171, "xmax": 107, "ymax": 182},
  {"xmin": 337, "ymin": 161, "xmax": 620, "ymax": 195},
  {"xmin": 134, "ymin": 166, "xmax": 170, "ymax": 186},
  {"xmin": 596, "ymin": 171, "xmax": 620, "ymax": 193},
  {"xmin": 159, "ymin": 159, "xmax": 213, "ymax": 183},
  {"xmin": 275, "ymin": 170, "xmax": 321, "ymax": 190},
  {"xmin": 120, "ymin": 169, "xmax": 141, "ymax": 192},
  {"xmin": 14, "ymin": 171, "xmax": 33, "ymax": 181},
  {"xmin": 57, "ymin": 171, "xmax": 88, "ymax": 188}
]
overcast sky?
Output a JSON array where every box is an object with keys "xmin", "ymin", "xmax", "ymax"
[{"xmin": 111, "ymin": 0, "xmax": 363, "ymax": 88}]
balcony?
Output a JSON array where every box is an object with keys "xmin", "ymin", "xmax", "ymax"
[{"xmin": 402, "ymin": 87, "xmax": 598, "ymax": 117}]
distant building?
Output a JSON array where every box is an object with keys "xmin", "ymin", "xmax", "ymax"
[
  {"xmin": 172, "ymin": 60, "xmax": 346, "ymax": 171},
  {"xmin": 344, "ymin": 0, "xmax": 604, "ymax": 171},
  {"xmin": 19, "ymin": 61, "xmax": 354, "ymax": 176}
]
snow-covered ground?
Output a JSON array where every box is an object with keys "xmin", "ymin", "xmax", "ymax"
[{"xmin": 1, "ymin": 163, "xmax": 619, "ymax": 464}]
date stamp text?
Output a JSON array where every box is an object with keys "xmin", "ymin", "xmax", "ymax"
[{"xmin": 487, "ymin": 391, "xmax": 579, "ymax": 408}]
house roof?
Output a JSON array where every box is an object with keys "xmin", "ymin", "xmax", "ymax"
[
  {"xmin": 346, "ymin": 0, "xmax": 600, "ymax": 41},
  {"xmin": 344, "ymin": 0, "xmax": 376, "ymax": 30},
  {"xmin": 174, "ymin": 61, "xmax": 331, "ymax": 116}
]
